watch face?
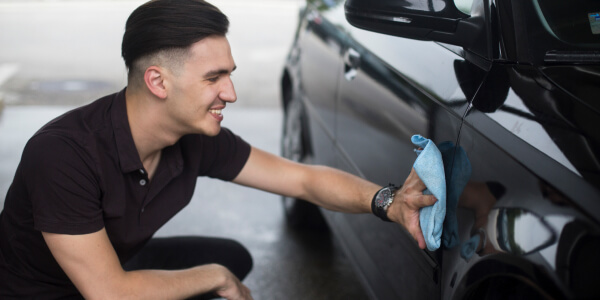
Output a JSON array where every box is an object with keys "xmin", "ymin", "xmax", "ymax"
[{"xmin": 375, "ymin": 187, "xmax": 393, "ymax": 208}]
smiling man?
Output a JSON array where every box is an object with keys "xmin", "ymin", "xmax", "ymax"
[{"xmin": 0, "ymin": 0, "xmax": 436, "ymax": 299}]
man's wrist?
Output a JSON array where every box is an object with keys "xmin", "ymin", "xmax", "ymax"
[{"xmin": 371, "ymin": 184, "xmax": 398, "ymax": 222}]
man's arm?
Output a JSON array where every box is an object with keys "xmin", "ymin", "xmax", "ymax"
[
  {"xmin": 42, "ymin": 229, "xmax": 252, "ymax": 300},
  {"xmin": 233, "ymin": 147, "xmax": 437, "ymax": 249}
]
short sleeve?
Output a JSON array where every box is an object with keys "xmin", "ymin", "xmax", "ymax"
[
  {"xmin": 197, "ymin": 128, "xmax": 251, "ymax": 181},
  {"xmin": 21, "ymin": 133, "xmax": 103, "ymax": 235}
]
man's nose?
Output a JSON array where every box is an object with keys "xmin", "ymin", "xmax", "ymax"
[{"xmin": 220, "ymin": 77, "xmax": 237, "ymax": 103}]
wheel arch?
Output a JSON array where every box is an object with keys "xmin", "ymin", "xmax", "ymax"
[{"xmin": 452, "ymin": 254, "xmax": 566, "ymax": 300}]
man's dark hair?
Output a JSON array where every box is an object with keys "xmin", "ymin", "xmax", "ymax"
[{"xmin": 122, "ymin": 0, "xmax": 229, "ymax": 87}]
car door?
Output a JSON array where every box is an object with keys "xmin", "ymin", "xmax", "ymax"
[{"xmin": 319, "ymin": 3, "xmax": 479, "ymax": 299}]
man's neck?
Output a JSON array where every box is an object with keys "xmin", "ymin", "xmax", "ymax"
[{"xmin": 125, "ymin": 88, "xmax": 180, "ymax": 169}]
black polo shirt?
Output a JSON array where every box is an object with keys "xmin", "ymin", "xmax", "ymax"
[{"xmin": 0, "ymin": 88, "xmax": 251, "ymax": 298}]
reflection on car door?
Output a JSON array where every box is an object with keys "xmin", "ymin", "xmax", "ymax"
[
  {"xmin": 297, "ymin": 8, "xmax": 345, "ymax": 165},
  {"xmin": 446, "ymin": 63, "xmax": 600, "ymax": 299}
]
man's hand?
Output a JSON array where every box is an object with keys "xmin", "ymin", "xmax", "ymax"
[
  {"xmin": 215, "ymin": 265, "xmax": 253, "ymax": 300},
  {"xmin": 387, "ymin": 168, "xmax": 437, "ymax": 249}
]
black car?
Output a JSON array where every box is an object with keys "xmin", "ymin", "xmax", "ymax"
[{"xmin": 280, "ymin": 0, "xmax": 600, "ymax": 299}]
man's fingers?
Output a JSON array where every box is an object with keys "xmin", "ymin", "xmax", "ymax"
[
  {"xmin": 406, "ymin": 168, "xmax": 427, "ymax": 191},
  {"xmin": 412, "ymin": 195, "xmax": 435, "ymax": 249},
  {"xmin": 244, "ymin": 285, "xmax": 254, "ymax": 300},
  {"xmin": 410, "ymin": 226, "xmax": 427, "ymax": 250},
  {"xmin": 419, "ymin": 194, "xmax": 437, "ymax": 207},
  {"xmin": 406, "ymin": 194, "xmax": 437, "ymax": 210},
  {"xmin": 394, "ymin": 169, "xmax": 438, "ymax": 249}
]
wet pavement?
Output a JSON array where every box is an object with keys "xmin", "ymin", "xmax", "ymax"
[{"xmin": 0, "ymin": 0, "xmax": 369, "ymax": 299}]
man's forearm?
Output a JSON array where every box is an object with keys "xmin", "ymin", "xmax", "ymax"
[
  {"xmin": 299, "ymin": 165, "xmax": 381, "ymax": 214},
  {"xmin": 112, "ymin": 264, "xmax": 227, "ymax": 299},
  {"xmin": 233, "ymin": 147, "xmax": 435, "ymax": 249},
  {"xmin": 233, "ymin": 148, "xmax": 381, "ymax": 215}
]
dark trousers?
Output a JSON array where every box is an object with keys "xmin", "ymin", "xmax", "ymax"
[{"xmin": 123, "ymin": 236, "xmax": 253, "ymax": 299}]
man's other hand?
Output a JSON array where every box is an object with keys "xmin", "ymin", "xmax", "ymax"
[{"xmin": 215, "ymin": 265, "xmax": 254, "ymax": 300}]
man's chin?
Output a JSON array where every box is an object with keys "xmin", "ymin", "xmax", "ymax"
[{"xmin": 199, "ymin": 126, "xmax": 222, "ymax": 137}]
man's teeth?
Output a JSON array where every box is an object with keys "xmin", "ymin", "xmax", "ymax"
[{"xmin": 209, "ymin": 109, "xmax": 222, "ymax": 115}]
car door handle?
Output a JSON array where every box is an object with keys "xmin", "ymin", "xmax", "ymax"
[{"xmin": 344, "ymin": 48, "xmax": 360, "ymax": 81}]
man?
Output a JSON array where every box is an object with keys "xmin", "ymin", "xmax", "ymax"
[{"xmin": 0, "ymin": 0, "xmax": 436, "ymax": 299}]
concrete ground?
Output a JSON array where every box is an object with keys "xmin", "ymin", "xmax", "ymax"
[{"xmin": 0, "ymin": 0, "xmax": 369, "ymax": 299}]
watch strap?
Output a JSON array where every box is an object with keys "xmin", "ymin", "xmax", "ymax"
[{"xmin": 371, "ymin": 184, "xmax": 397, "ymax": 222}]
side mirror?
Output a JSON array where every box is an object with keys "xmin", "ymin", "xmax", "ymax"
[
  {"xmin": 345, "ymin": 0, "xmax": 481, "ymax": 48},
  {"xmin": 489, "ymin": 208, "xmax": 556, "ymax": 255}
]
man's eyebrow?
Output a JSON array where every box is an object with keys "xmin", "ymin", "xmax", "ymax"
[{"xmin": 203, "ymin": 65, "xmax": 237, "ymax": 78}]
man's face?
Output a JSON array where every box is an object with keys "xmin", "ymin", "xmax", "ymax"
[{"xmin": 165, "ymin": 35, "xmax": 237, "ymax": 136}]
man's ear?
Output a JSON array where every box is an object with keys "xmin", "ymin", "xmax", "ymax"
[{"xmin": 144, "ymin": 66, "xmax": 167, "ymax": 99}]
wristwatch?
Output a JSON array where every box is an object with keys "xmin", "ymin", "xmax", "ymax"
[{"xmin": 371, "ymin": 184, "xmax": 398, "ymax": 222}]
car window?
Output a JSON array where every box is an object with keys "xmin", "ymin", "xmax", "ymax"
[{"xmin": 535, "ymin": 0, "xmax": 600, "ymax": 45}]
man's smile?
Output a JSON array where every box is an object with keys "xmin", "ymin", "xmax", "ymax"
[
  {"xmin": 209, "ymin": 108, "xmax": 224, "ymax": 122},
  {"xmin": 209, "ymin": 109, "xmax": 222, "ymax": 116}
]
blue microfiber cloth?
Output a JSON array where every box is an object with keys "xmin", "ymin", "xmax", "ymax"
[
  {"xmin": 411, "ymin": 135, "xmax": 446, "ymax": 251},
  {"xmin": 438, "ymin": 142, "xmax": 472, "ymax": 249}
]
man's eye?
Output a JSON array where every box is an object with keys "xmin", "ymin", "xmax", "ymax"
[{"xmin": 207, "ymin": 76, "xmax": 219, "ymax": 82}]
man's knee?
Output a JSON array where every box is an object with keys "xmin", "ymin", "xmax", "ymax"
[
  {"xmin": 221, "ymin": 238, "xmax": 253, "ymax": 280},
  {"xmin": 123, "ymin": 236, "xmax": 253, "ymax": 278}
]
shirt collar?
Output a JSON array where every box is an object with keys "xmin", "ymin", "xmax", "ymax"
[{"xmin": 111, "ymin": 88, "xmax": 144, "ymax": 174}]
